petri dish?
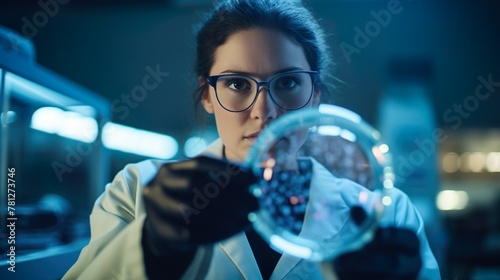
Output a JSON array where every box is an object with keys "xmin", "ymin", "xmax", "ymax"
[{"xmin": 244, "ymin": 104, "xmax": 394, "ymax": 261}]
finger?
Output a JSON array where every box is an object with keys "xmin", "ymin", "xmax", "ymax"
[
  {"xmin": 146, "ymin": 205, "xmax": 191, "ymax": 243},
  {"xmin": 151, "ymin": 171, "xmax": 259, "ymax": 218},
  {"xmin": 143, "ymin": 186, "xmax": 190, "ymax": 223},
  {"xmin": 168, "ymin": 156, "xmax": 229, "ymax": 172},
  {"xmin": 350, "ymin": 205, "xmax": 367, "ymax": 226},
  {"xmin": 188, "ymin": 189, "xmax": 258, "ymax": 222},
  {"xmin": 170, "ymin": 157, "xmax": 256, "ymax": 184},
  {"xmin": 149, "ymin": 165, "xmax": 191, "ymax": 191},
  {"xmin": 205, "ymin": 183, "xmax": 260, "ymax": 213},
  {"xmin": 149, "ymin": 177, "xmax": 257, "ymax": 220},
  {"xmin": 188, "ymin": 208, "xmax": 253, "ymax": 244},
  {"xmin": 150, "ymin": 166, "xmax": 216, "ymax": 198},
  {"xmin": 176, "ymin": 168, "xmax": 258, "ymax": 212}
]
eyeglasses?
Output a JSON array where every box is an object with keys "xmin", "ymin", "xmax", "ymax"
[{"xmin": 206, "ymin": 70, "xmax": 319, "ymax": 112}]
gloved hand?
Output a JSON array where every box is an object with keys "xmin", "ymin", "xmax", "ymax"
[
  {"xmin": 331, "ymin": 207, "xmax": 422, "ymax": 280},
  {"xmin": 142, "ymin": 156, "xmax": 259, "ymax": 256}
]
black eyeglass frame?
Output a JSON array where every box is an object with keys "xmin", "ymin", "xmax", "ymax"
[{"xmin": 206, "ymin": 70, "xmax": 320, "ymax": 112}]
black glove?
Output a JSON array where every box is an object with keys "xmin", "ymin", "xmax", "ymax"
[
  {"xmin": 143, "ymin": 156, "xmax": 259, "ymax": 254},
  {"xmin": 332, "ymin": 207, "xmax": 422, "ymax": 280}
]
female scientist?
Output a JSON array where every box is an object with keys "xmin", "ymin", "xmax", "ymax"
[{"xmin": 64, "ymin": 0, "xmax": 440, "ymax": 279}]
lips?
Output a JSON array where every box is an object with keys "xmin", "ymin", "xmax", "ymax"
[{"xmin": 244, "ymin": 131, "xmax": 261, "ymax": 143}]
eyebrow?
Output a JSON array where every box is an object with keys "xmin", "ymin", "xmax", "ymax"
[{"xmin": 219, "ymin": 67, "xmax": 305, "ymax": 76}]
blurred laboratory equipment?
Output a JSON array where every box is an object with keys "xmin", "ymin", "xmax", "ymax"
[{"xmin": 0, "ymin": 25, "xmax": 110, "ymax": 279}]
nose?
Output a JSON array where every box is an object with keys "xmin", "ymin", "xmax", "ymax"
[{"xmin": 250, "ymin": 86, "xmax": 278, "ymax": 122}]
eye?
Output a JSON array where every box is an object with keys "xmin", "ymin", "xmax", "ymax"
[
  {"xmin": 276, "ymin": 76, "xmax": 299, "ymax": 89},
  {"xmin": 224, "ymin": 78, "xmax": 252, "ymax": 91}
]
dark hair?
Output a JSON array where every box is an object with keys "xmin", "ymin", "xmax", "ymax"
[{"xmin": 193, "ymin": 0, "xmax": 334, "ymax": 120}]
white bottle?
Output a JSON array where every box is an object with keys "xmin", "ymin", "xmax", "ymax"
[{"xmin": 377, "ymin": 58, "xmax": 445, "ymax": 266}]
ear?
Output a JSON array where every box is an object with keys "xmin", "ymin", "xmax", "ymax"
[
  {"xmin": 199, "ymin": 76, "xmax": 215, "ymax": 114},
  {"xmin": 311, "ymin": 84, "xmax": 322, "ymax": 106}
]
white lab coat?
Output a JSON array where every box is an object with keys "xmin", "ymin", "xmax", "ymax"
[{"xmin": 64, "ymin": 139, "xmax": 441, "ymax": 280}]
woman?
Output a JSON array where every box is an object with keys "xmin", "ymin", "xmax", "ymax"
[{"xmin": 64, "ymin": 0, "xmax": 440, "ymax": 279}]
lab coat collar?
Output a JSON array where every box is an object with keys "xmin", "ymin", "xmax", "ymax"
[
  {"xmin": 270, "ymin": 254, "xmax": 303, "ymax": 280},
  {"xmin": 200, "ymin": 138, "xmax": 224, "ymax": 158},
  {"xmin": 200, "ymin": 140, "xmax": 263, "ymax": 278},
  {"xmin": 219, "ymin": 233, "xmax": 263, "ymax": 279}
]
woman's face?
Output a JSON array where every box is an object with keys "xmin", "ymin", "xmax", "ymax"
[{"xmin": 201, "ymin": 28, "xmax": 320, "ymax": 162}]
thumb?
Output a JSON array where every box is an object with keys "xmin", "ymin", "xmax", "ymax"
[{"xmin": 350, "ymin": 205, "xmax": 367, "ymax": 226}]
